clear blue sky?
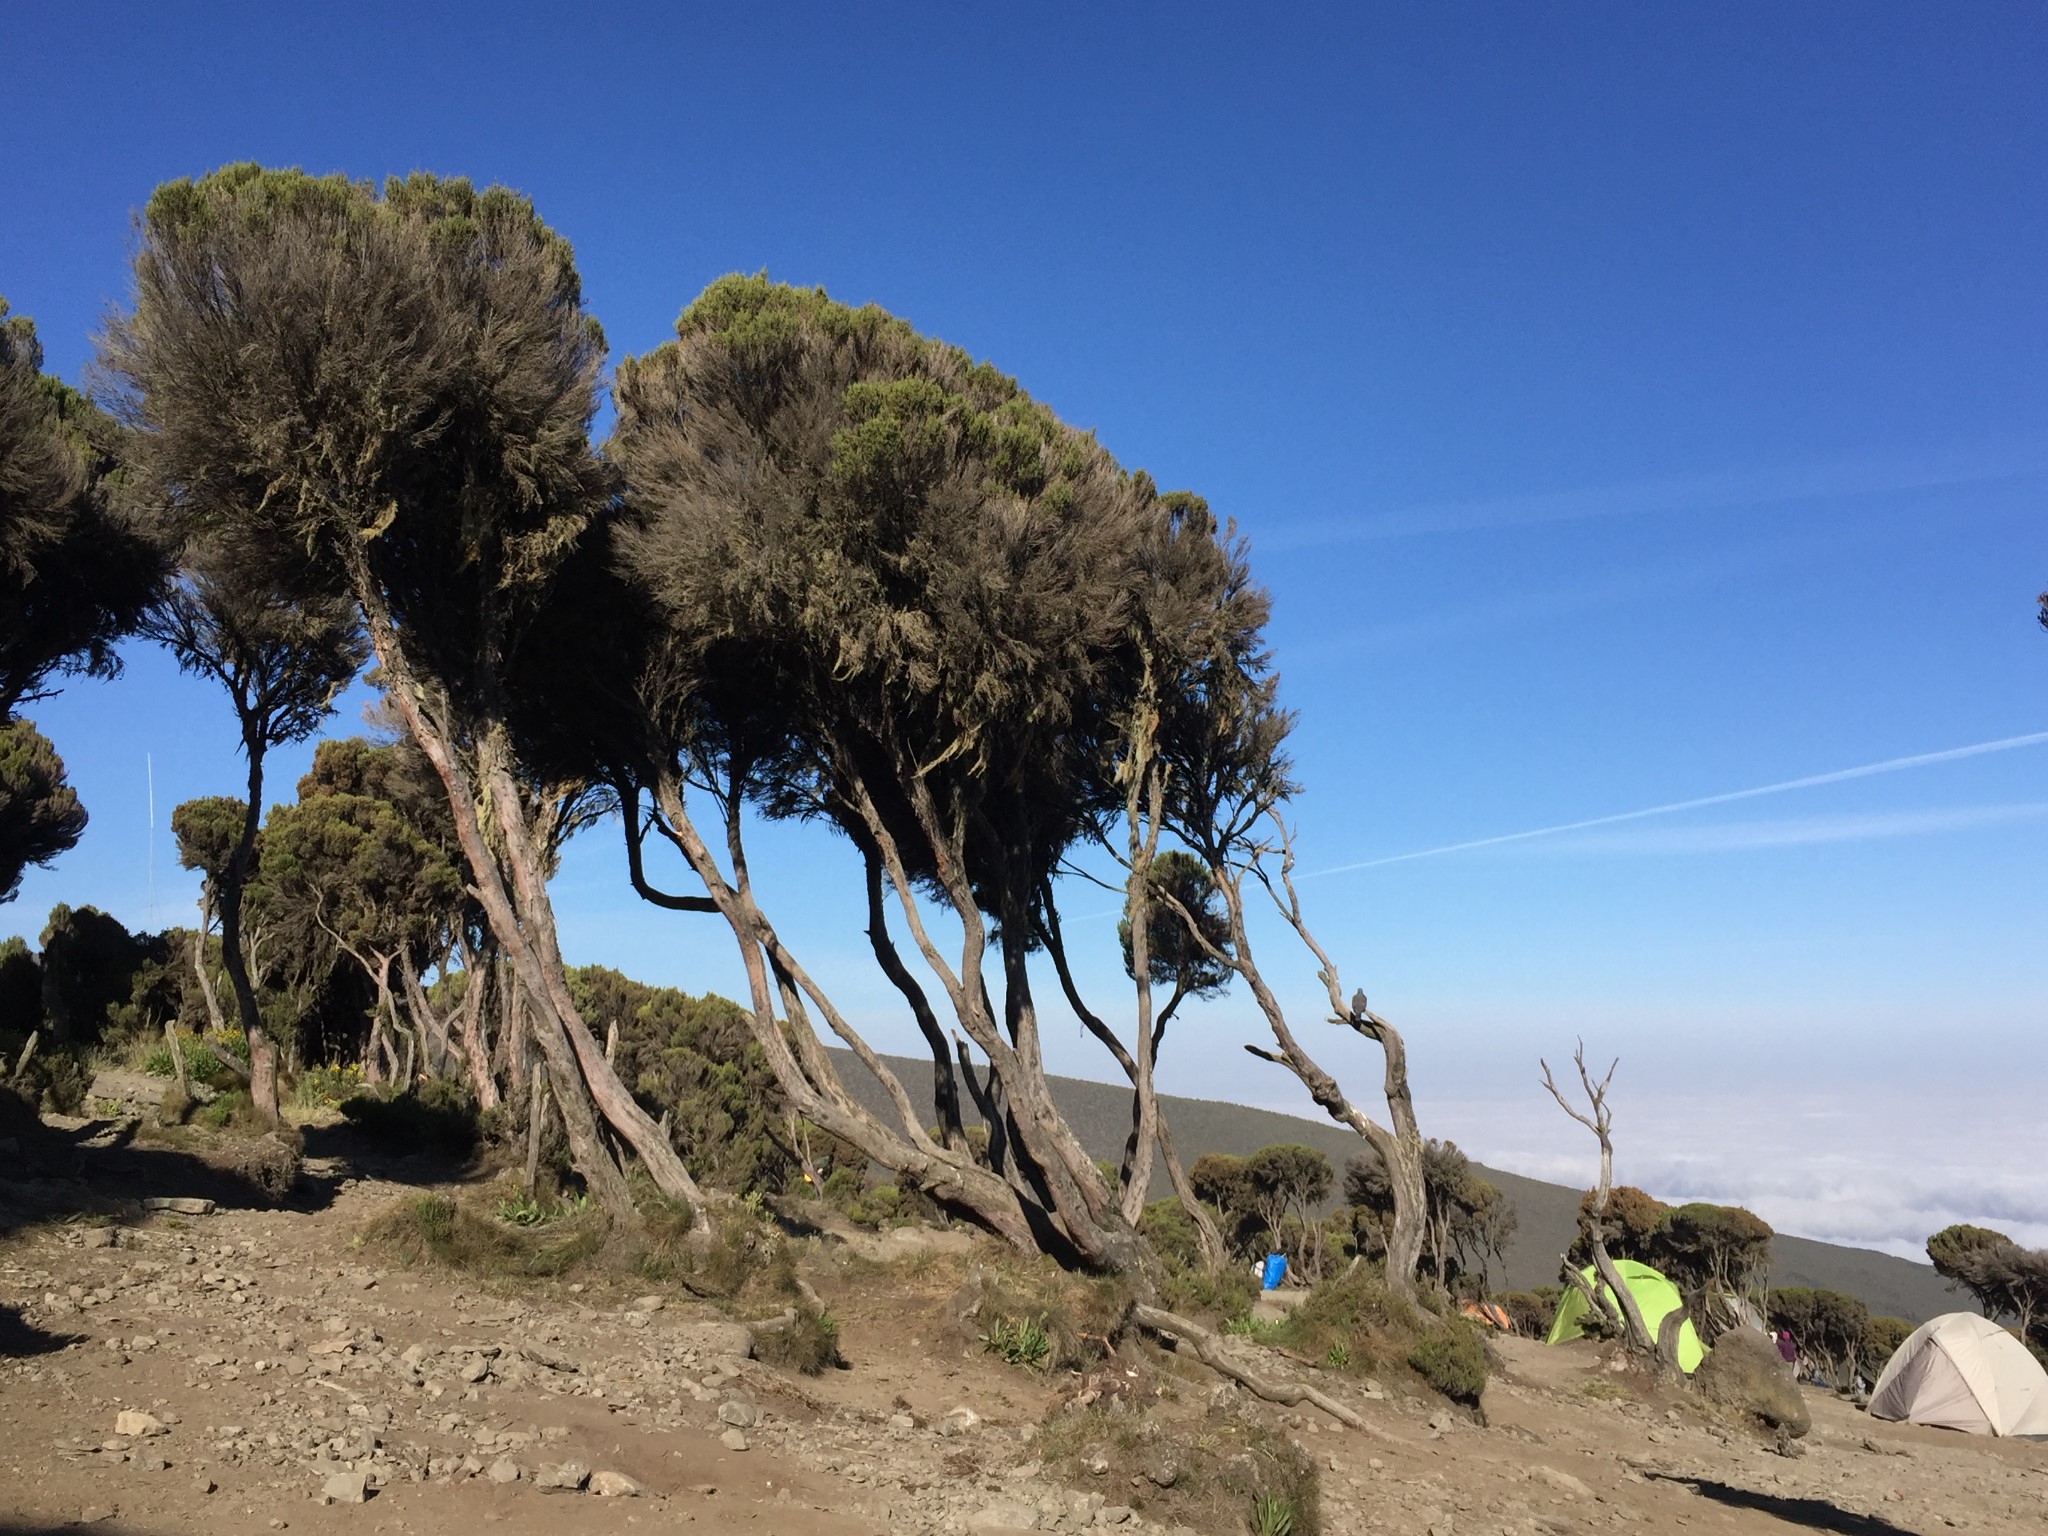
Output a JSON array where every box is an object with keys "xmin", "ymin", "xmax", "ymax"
[{"xmin": 5, "ymin": 3, "xmax": 2043, "ymax": 1252}]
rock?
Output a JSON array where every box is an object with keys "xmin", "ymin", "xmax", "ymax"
[
  {"xmin": 143, "ymin": 1196, "xmax": 215, "ymax": 1215},
  {"xmin": 630, "ymin": 1295, "xmax": 665, "ymax": 1312},
  {"xmin": 78, "ymin": 1507, "xmax": 116, "ymax": 1525},
  {"xmin": 887, "ymin": 1412, "xmax": 916, "ymax": 1430},
  {"xmin": 320, "ymin": 1471, "xmax": 370, "ymax": 1504},
  {"xmin": 939, "ymin": 1405, "xmax": 980, "ymax": 1436},
  {"xmin": 1143, "ymin": 1456, "xmax": 1180, "ymax": 1488},
  {"xmin": 193, "ymin": 1477, "xmax": 216, "ymax": 1494},
  {"xmin": 718, "ymin": 1428, "xmax": 749, "ymax": 1452},
  {"xmin": 83, "ymin": 1227, "xmax": 117, "ymax": 1249},
  {"xmin": 717, "ymin": 1399, "xmax": 758, "ymax": 1428},
  {"xmin": 114, "ymin": 1411, "xmax": 162, "ymax": 1438},
  {"xmin": 589, "ymin": 1470, "xmax": 641, "ymax": 1497},
  {"xmin": 675, "ymin": 1321, "xmax": 754, "ymax": 1359},
  {"xmin": 1694, "ymin": 1328, "xmax": 1811, "ymax": 1438},
  {"xmin": 461, "ymin": 1354, "xmax": 491, "ymax": 1383},
  {"xmin": 535, "ymin": 1460, "xmax": 590, "ymax": 1490},
  {"xmin": 967, "ymin": 1499, "xmax": 1041, "ymax": 1531},
  {"xmin": 1100, "ymin": 1508, "xmax": 1135, "ymax": 1526},
  {"xmin": 486, "ymin": 1457, "xmax": 521, "ymax": 1484},
  {"xmin": 136, "ymin": 1456, "xmax": 169, "ymax": 1473},
  {"xmin": 1531, "ymin": 1466, "xmax": 1592, "ymax": 1499}
]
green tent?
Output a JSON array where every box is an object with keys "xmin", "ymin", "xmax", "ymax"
[{"xmin": 1545, "ymin": 1258, "xmax": 1704, "ymax": 1373}]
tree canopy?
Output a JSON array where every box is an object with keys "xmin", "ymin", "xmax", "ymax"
[{"xmin": 1, "ymin": 299, "xmax": 162, "ymax": 718}]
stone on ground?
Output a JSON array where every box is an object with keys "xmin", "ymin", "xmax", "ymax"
[
  {"xmin": 589, "ymin": 1469, "xmax": 641, "ymax": 1497},
  {"xmin": 535, "ymin": 1460, "xmax": 590, "ymax": 1490},
  {"xmin": 1694, "ymin": 1328, "xmax": 1811, "ymax": 1437},
  {"xmin": 113, "ymin": 1410, "xmax": 162, "ymax": 1437},
  {"xmin": 320, "ymin": 1470, "xmax": 369, "ymax": 1504},
  {"xmin": 486, "ymin": 1456, "xmax": 521, "ymax": 1483}
]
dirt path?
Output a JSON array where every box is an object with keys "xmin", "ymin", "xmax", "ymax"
[{"xmin": 2, "ymin": 1132, "xmax": 2044, "ymax": 1536}]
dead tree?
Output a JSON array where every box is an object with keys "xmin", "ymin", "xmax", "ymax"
[{"xmin": 1539, "ymin": 1043, "xmax": 1667, "ymax": 1368}]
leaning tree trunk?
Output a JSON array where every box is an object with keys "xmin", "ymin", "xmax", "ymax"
[
  {"xmin": 1181, "ymin": 824, "xmax": 1429, "ymax": 1303},
  {"xmin": 354, "ymin": 584, "xmax": 707, "ymax": 1231},
  {"xmin": 217, "ymin": 726, "xmax": 280, "ymax": 1129},
  {"xmin": 1543, "ymin": 1046, "xmax": 1662, "ymax": 1364}
]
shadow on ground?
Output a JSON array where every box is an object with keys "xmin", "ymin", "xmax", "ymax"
[
  {"xmin": 0, "ymin": 1302, "xmax": 85, "ymax": 1358},
  {"xmin": 1650, "ymin": 1472, "xmax": 1923, "ymax": 1535},
  {"xmin": 0, "ymin": 1110, "xmax": 482, "ymax": 1240}
]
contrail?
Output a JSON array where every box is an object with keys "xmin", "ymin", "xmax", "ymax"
[{"xmin": 1313, "ymin": 730, "xmax": 2048, "ymax": 875}]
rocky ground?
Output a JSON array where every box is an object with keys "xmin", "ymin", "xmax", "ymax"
[{"xmin": 2, "ymin": 1107, "xmax": 2045, "ymax": 1536}]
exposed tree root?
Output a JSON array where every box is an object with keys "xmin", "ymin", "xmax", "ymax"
[{"xmin": 1130, "ymin": 1302, "xmax": 1365, "ymax": 1429}]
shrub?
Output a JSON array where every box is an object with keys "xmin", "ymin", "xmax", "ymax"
[
  {"xmin": 293, "ymin": 1061, "xmax": 365, "ymax": 1109},
  {"xmin": 1252, "ymin": 1492, "xmax": 1297, "ymax": 1536},
  {"xmin": 1408, "ymin": 1321, "xmax": 1487, "ymax": 1407},
  {"xmin": 981, "ymin": 1314, "xmax": 1053, "ymax": 1371},
  {"xmin": 753, "ymin": 1304, "xmax": 843, "ymax": 1375},
  {"xmin": 340, "ymin": 1077, "xmax": 479, "ymax": 1157},
  {"xmin": 366, "ymin": 1193, "xmax": 604, "ymax": 1278},
  {"xmin": 1037, "ymin": 1402, "xmax": 1319, "ymax": 1536},
  {"xmin": 1498, "ymin": 1290, "xmax": 1555, "ymax": 1338},
  {"xmin": 1268, "ymin": 1265, "xmax": 1418, "ymax": 1374},
  {"xmin": 11, "ymin": 1045, "xmax": 90, "ymax": 1115}
]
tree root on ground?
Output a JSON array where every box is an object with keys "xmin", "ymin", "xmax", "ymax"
[{"xmin": 1129, "ymin": 1302, "xmax": 1366, "ymax": 1429}]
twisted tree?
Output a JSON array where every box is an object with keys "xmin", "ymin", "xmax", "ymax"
[
  {"xmin": 1, "ymin": 299, "xmax": 163, "ymax": 898},
  {"xmin": 142, "ymin": 550, "xmax": 365, "ymax": 1124},
  {"xmin": 100, "ymin": 164, "xmax": 707, "ymax": 1229}
]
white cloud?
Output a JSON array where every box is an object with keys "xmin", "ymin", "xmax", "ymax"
[
  {"xmin": 1429, "ymin": 1085, "xmax": 2048, "ymax": 1259},
  {"xmin": 1260, "ymin": 443, "xmax": 2036, "ymax": 551}
]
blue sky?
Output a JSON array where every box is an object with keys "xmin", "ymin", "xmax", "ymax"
[{"xmin": 5, "ymin": 3, "xmax": 2043, "ymax": 1254}]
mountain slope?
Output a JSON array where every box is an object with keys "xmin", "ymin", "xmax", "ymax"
[{"xmin": 827, "ymin": 1049, "xmax": 1960, "ymax": 1322}]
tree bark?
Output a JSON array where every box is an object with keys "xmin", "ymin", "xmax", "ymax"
[
  {"xmin": 351, "ymin": 577, "xmax": 707, "ymax": 1231},
  {"xmin": 1174, "ymin": 822, "xmax": 1427, "ymax": 1301},
  {"xmin": 1131, "ymin": 1304, "xmax": 1365, "ymax": 1428},
  {"xmin": 216, "ymin": 726, "xmax": 280, "ymax": 1128}
]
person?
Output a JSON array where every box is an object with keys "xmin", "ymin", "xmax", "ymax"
[{"xmin": 1776, "ymin": 1328, "xmax": 1797, "ymax": 1372}]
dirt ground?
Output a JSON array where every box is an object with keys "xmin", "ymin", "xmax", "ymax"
[{"xmin": 2, "ymin": 1109, "xmax": 2044, "ymax": 1536}]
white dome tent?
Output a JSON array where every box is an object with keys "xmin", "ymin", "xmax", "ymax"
[{"xmin": 1867, "ymin": 1313, "xmax": 2048, "ymax": 1437}]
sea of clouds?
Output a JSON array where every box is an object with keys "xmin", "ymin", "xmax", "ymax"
[{"xmin": 1420, "ymin": 1083, "xmax": 2048, "ymax": 1260}]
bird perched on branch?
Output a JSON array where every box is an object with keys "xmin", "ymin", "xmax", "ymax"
[{"xmin": 1350, "ymin": 989, "xmax": 1368, "ymax": 1018}]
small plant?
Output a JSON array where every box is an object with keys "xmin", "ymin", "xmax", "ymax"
[
  {"xmin": 293, "ymin": 1061, "xmax": 365, "ymax": 1109},
  {"xmin": 497, "ymin": 1192, "xmax": 547, "ymax": 1227},
  {"xmin": 141, "ymin": 1046, "xmax": 178, "ymax": 1078},
  {"xmin": 1252, "ymin": 1492, "xmax": 1296, "ymax": 1536},
  {"xmin": 741, "ymin": 1189, "xmax": 768, "ymax": 1219},
  {"xmin": 496, "ymin": 1189, "xmax": 592, "ymax": 1227},
  {"xmin": 980, "ymin": 1314, "xmax": 1053, "ymax": 1371},
  {"xmin": 1223, "ymin": 1312, "xmax": 1282, "ymax": 1341},
  {"xmin": 1323, "ymin": 1340, "xmax": 1351, "ymax": 1369}
]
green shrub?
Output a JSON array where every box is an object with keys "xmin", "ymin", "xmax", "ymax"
[
  {"xmin": 845, "ymin": 1182, "xmax": 904, "ymax": 1228},
  {"xmin": 293, "ymin": 1061, "xmax": 365, "ymax": 1108},
  {"xmin": 753, "ymin": 1305, "xmax": 843, "ymax": 1375},
  {"xmin": 1498, "ymin": 1289, "xmax": 1556, "ymax": 1337},
  {"xmin": 981, "ymin": 1314, "xmax": 1053, "ymax": 1371},
  {"xmin": 1408, "ymin": 1321, "xmax": 1487, "ymax": 1406},
  {"xmin": 366, "ymin": 1193, "xmax": 604, "ymax": 1278},
  {"xmin": 1267, "ymin": 1265, "xmax": 1417, "ymax": 1372},
  {"xmin": 340, "ymin": 1076, "xmax": 479, "ymax": 1156},
  {"xmin": 1252, "ymin": 1492, "xmax": 1297, "ymax": 1536}
]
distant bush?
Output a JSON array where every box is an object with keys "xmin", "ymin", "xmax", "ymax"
[
  {"xmin": 1863, "ymin": 1315, "xmax": 1913, "ymax": 1368},
  {"xmin": 1498, "ymin": 1290, "xmax": 1555, "ymax": 1337}
]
